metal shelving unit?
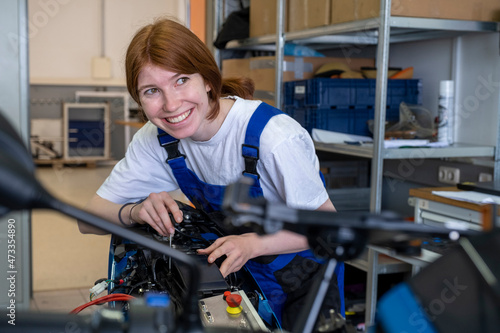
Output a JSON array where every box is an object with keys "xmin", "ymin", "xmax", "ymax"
[
  {"xmin": 227, "ymin": 16, "xmax": 500, "ymax": 49},
  {"xmin": 217, "ymin": 0, "xmax": 500, "ymax": 327},
  {"xmin": 224, "ymin": 0, "xmax": 500, "ymax": 214}
]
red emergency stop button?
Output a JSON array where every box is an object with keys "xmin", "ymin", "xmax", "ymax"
[
  {"xmin": 225, "ymin": 293, "xmax": 243, "ymax": 315},
  {"xmin": 226, "ymin": 294, "xmax": 242, "ymax": 308}
]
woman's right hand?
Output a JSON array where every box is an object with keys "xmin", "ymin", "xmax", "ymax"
[{"xmin": 130, "ymin": 191, "xmax": 184, "ymax": 236}]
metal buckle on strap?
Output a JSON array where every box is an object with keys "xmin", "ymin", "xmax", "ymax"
[
  {"xmin": 242, "ymin": 144, "xmax": 259, "ymax": 178},
  {"xmin": 157, "ymin": 134, "xmax": 185, "ymax": 161}
]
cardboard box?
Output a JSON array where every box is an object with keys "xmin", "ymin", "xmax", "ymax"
[
  {"xmin": 250, "ymin": 0, "xmax": 331, "ymax": 37},
  {"xmin": 221, "ymin": 58, "xmax": 252, "ymax": 79},
  {"xmin": 288, "ymin": 0, "xmax": 331, "ymax": 32},
  {"xmin": 249, "ymin": 0, "xmax": 287, "ymax": 37},
  {"xmin": 222, "ymin": 56, "xmax": 375, "ymax": 106},
  {"xmin": 331, "ymin": 0, "xmax": 500, "ymax": 24}
]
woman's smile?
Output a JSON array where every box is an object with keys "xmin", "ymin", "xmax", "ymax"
[{"xmin": 165, "ymin": 109, "xmax": 192, "ymax": 124}]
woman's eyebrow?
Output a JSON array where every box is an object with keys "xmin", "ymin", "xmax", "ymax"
[
  {"xmin": 137, "ymin": 73, "xmax": 184, "ymax": 92},
  {"xmin": 137, "ymin": 84, "xmax": 155, "ymax": 92}
]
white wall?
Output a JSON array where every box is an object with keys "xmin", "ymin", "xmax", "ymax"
[
  {"xmin": 389, "ymin": 38, "xmax": 454, "ymax": 118},
  {"xmin": 28, "ymin": 0, "xmax": 187, "ymax": 80},
  {"xmin": 454, "ymin": 33, "xmax": 500, "ymax": 146},
  {"xmin": 390, "ymin": 33, "xmax": 500, "ymax": 146}
]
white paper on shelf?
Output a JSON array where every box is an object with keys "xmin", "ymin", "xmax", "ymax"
[
  {"xmin": 427, "ymin": 141, "xmax": 450, "ymax": 148},
  {"xmin": 432, "ymin": 191, "xmax": 500, "ymax": 205},
  {"xmin": 312, "ymin": 129, "xmax": 451, "ymax": 149},
  {"xmin": 312, "ymin": 128, "xmax": 373, "ymax": 144},
  {"xmin": 383, "ymin": 139, "xmax": 429, "ymax": 148}
]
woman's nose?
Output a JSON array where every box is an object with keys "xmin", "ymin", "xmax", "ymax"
[{"xmin": 163, "ymin": 92, "xmax": 182, "ymax": 112}]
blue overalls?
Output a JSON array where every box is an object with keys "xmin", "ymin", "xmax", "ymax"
[{"xmin": 157, "ymin": 102, "xmax": 344, "ymax": 328}]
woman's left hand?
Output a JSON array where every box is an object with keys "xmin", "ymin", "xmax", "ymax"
[{"xmin": 197, "ymin": 233, "xmax": 259, "ymax": 277}]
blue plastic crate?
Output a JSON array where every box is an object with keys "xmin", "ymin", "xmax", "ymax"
[
  {"xmin": 286, "ymin": 106, "xmax": 353, "ymax": 135},
  {"xmin": 284, "ymin": 78, "xmax": 355, "ymax": 107},
  {"xmin": 284, "ymin": 78, "xmax": 422, "ymax": 108},
  {"xmin": 313, "ymin": 106, "xmax": 352, "ymax": 134},
  {"xmin": 284, "ymin": 106, "xmax": 309, "ymax": 130},
  {"xmin": 286, "ymin": 104, "xmax": 402, "ymax": 137}
]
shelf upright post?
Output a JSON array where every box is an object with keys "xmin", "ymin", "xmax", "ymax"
[
  {"xmin": 495, "ymin": 34, "xmax": 500, "ymax": 182},
  {"xmin": 370, "ymin": 0, "xmax": 391, "ymax": 214},
  {"xmin": 366, "ymin": 0, "xmax": 392, "ymax": 328},
  {"xmin": 497, "ymin": 31, "xmax": 500, "ymax": 181},
  {"xmin": 274, "ymin": 0, "xmax": 286, "ymax": 108},
  {"xmin": 495, "ymin": 113, "xmax": 500, "ymax": 181},
  {"xmin": 211, "ymin": 0, "xmax": 224, "ymax": 69}
]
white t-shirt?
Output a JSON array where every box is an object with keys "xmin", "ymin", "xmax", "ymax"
[{"xmin": 97, "ymin": 97, "xmax": 329, "ymax": 210}]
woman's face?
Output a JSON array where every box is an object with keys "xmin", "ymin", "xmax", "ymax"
[{"xmin": 137, "ymin": 64, "xmax": 215, "ymax": 141}]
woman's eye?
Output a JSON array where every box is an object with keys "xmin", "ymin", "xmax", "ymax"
[
  {"xmin": 176, "ymin": 77, "xmax": 189, "ymax": 85},
  {"xmin": 144, "ymin": 88, "xmax": 158, "ymax": 95}
]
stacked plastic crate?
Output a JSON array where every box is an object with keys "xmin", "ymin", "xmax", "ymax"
[{"xmin": 283, "ymin": 78, "xmax": 422, "ymax": 136}]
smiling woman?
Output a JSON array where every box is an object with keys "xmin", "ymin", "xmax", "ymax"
[
  {"xmin": 136, "ymin": 68, "xmax": 214, "ymax": 141},
  {"xmin": 78, "ymin": 17, "xmax": 342, "ymax": 331}
]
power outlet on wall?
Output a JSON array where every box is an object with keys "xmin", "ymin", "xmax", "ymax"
[
  {"xmin": 479, "ymin": 173, "xmax": 493, "ymax": 182},
  {"xmin": 438, "ymin": 166, "xmax": 460, "ymax": 185}
]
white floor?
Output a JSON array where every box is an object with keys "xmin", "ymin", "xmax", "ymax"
[
  {"xmin": 30, "ymin": 162, "xmax": 115, "ymax": 314},
  {"xmin": 30, "ymin": 287, "xmax": 98, "ymax": 316}
]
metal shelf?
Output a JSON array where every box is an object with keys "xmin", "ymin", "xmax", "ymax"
[
  {"xmin": 315, "ymin": 142, "xmax": 495, "ymax": 160},
  {"xmin": 220, "ymin": 1, "xmax": 500, "ymax": 211},
  {"xmin": 225, "ymin": 10, "xmax": 500, "ymax": 215},
  {"xmin": 346, "ymin": 249, "xmax": 412, "ymax": 275},
  {"xmin": 226, "ymin": 16, "xmax": 500, "ymax": 50}
]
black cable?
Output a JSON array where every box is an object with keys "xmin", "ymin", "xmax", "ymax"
[
  {"xmin": 174, "ymin": 226, "xmax": 211, "ymax": 244},
  {"xmin": 128, "ymin": 280, "xmax": 151, "ymax": 295},
  {"xmin": 94, "ymin": 277, "xmax": 107, "ymax": 285}
]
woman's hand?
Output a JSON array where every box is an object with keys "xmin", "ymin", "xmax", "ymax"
[
  {"xmin": 130, "ymin": 191, "xmax": 184, "ymax": 236},
  {"xmin": 197, "ymin": 233, "xmax": 260, "ymax": 277}
]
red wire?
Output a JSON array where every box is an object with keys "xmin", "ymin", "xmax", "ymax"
[{"xmin": 70, "ymin": 293, "xmax": 135, "ymax": 314}]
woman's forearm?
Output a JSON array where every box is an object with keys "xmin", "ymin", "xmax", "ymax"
[
  {"xmin": 250, "ymin": 198, "xmax": 336, "ymax": 257},
  {"xmin": 251, "ymin": 230, "xmax": 310, "ymax": 257},
  {"xmin": 77, "ymin": 194, "xmax": 124, "ymax": 235}
]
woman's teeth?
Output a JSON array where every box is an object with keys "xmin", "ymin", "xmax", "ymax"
[{"xmin": 166, "ymin": 110, "xmax": 191, "ymax": 124}]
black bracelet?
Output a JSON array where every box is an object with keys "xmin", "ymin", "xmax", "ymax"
[{"xmin": 118, "ymin": 202, "xmax": 135, "ymax": 227}]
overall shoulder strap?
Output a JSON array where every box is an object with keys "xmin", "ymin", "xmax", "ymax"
[
  {"xmin": 242, "ymin": 102, "xmax": 282, "ymax": 179},
  {"xmin": 157, "ymin": 128, "xmax": 185, "ymax": 161}
]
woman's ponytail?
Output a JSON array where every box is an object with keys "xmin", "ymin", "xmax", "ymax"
[{"xmin": 221, "ymin": 77, "xmax": 255, "ymax": 99}]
